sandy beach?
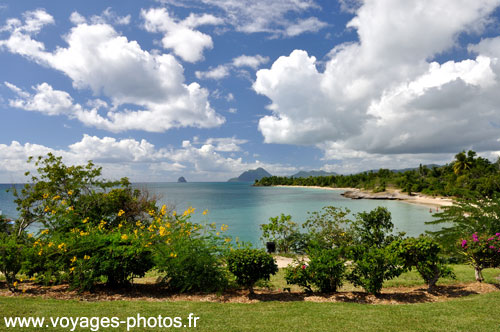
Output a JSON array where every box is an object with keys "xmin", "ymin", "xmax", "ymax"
[{"xmin": 273, "ymin": 185, "xmax": 453, "ymax": 208}]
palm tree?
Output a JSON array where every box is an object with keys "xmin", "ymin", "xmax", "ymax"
[{"xmin": 453, "ymin": 151, "xmax": 473, "ymax": 175}]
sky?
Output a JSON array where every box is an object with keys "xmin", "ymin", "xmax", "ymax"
[{"xmin": 1, "ymin": 0, "xmax": 500, "ymax": 182}]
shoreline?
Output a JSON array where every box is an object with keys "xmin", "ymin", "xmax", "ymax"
[{"xmin": 272, "ymin": 185, "xmax": 453, "ymax": 208}]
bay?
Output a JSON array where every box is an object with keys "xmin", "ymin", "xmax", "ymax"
[{"xmin": 0, "ymin": 182, "xmax": 440, "ymax": 246}]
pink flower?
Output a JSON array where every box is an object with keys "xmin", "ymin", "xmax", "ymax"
[
  {"xmin": 472, "ymin": 233, "xmax": 479, "ymax": 242},
  {"xmin": 489, "ymin": 246, "xmax": 496, "ymax": 249},
  {"xmin": 488, "ymin": 237, "xmax": 495, "ymax": 241},
  {"xmin": 461, "ymin": 239, "xmax": 467, "ymax": 248},
  {"xmin": 301, "ymin": 265, "xmax": 306, "ymax": 270},
  {"xmin": 495, "ymin": 233, "xmax": 500, "ymax": 236}
]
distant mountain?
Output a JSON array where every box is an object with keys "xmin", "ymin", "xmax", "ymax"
[
  {"xmin": 291, "ymin": 170, "xmax": 337, "ymax": 178},
  {"xmin": 177, "ymin": 176, "xmax": 187, "ymax": 183},
  {"xmin": 228, "ymin": 167, "xmax": 272, "ymax": 182}
]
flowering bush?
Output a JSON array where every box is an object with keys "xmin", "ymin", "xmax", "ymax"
[
  {"xmin": 227, "ymin": 249, "xmax": 278, "ymax": 294},
  {"xmin": 460, "ymin": 232, "xmax": 500, "ymax": 282},
  {"xmin": 389, "ymin": 236, "xmax": 455, "ymax": 290},
  {"xmin": 284, "ymin": 260, "xmax": 313, "ymax": 293},
  {"xmin": 152, "ymin": 208, "xmax": 232, "ymax": 293}
]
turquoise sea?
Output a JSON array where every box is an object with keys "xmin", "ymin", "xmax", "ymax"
[{"xmin": 0, "ymin": 182, "xmax": 439, "ymax": 246}]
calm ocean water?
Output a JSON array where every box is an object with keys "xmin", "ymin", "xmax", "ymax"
[{"xmin": 0, "ymin": 182, "xmax": 439, "ymax": 246}]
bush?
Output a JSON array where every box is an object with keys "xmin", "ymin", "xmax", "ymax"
[
  {"xmin": 347, "ymin": 245, "xmax": 403, "ymax": 295},
  {"xmin": 227, "ymin": 249, "xmax": 278, "ymax": 294},
  {"xmin": 284, "ymin": 260, "xmax": 313, "ymax": 293},
  {"xmin": 308, "ymin": 248, "xmax": 345, "ymax": 293},
  {"xmin": 460, "ymin": 232, "xmax": 500, "ymax": 282},
  {"xmin": 155, "ymin": 237, "xmax": 228, "ymax": 293},
  {"xmin": 390, "ymin": 236, "xmax": 454, "ymax": 290},
  {"xmin": 0, "ymin": 233, "xmax": 25, "ymax": 291}
]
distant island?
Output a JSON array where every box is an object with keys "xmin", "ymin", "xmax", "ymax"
[
  {"xmin": 228, "ymin": 167, "xmax": 271, "ymax": 182},
  {"xmin": 177, "ymin": 176, "xmax": 187, "ymax": 183}
]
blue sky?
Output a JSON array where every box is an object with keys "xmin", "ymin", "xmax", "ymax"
[{"xmin": 1, "ymin": 0, "xmax": 500, "ymax": 182}]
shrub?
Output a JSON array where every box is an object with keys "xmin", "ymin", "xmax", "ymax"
[
  {"xmin": 0, "ymin": 233, "xmax": 25, "ymax": 291},
  {"xmin": 347, "ymin": 245, "xmax": 403, "ymax": 295},
  {"xmin": 307, "ymin": 247, "xmax": 345, "ymax": 293},
  {"xmin": 460, "ymin": 232, "xmax": 500, "ymax": 282},
  {"xmin": 390, "ymin": 236, "xmax": 454, "ymax": 290},
  {"xmin": 23, "ymin": 222, "xmax": 154, "ymax": 291},
  {"xmin": 284, "ymin": 260, "xmax": 313, "ymax": 293},
  {"xmin": 153, "ymin": 207, "xmax": 232, "ymax": 293},
  {"xmin": 227, "ymin": 249, "xmax": 278, "ymax": 294},
  {"xmin": 155, "ymin": 237, "xmax": 228, "ymax": 293}
]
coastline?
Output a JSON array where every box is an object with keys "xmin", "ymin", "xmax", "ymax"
[{"xmin": 272, "ymin": 185, "xmax": 453, "ymax": 208}]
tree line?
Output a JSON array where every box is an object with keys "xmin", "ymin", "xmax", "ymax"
[{"xmin": 255, "ymin": 151, "xmax": 500, "ymax": 197}]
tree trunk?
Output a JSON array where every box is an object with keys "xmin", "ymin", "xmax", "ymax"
[{"xmin": 474, "ymin": 266, "xmax": 484, "ymax": 282}]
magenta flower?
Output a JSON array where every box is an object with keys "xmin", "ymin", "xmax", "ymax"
[
  {"xmin": 461, "ymin": 239, "xmax": 467, "ymax": 248},
  {"xmin": 301, "ymin": 265, "xmax": 306, "ymax": 270},
  {"xmin": 489, "ymin": 246, "xmax": 496, "ymax": 249},
  {"xmin": 488, "ymin": 237, "xmax": 495, "ymax": 241},
  {"xmin": 472, "ymin": 233, "xmax": 479, "ymax": 242}
]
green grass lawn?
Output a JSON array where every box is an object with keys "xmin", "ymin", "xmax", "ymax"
[{"xmin": 1, "ymin": 292, "xmax": 500, "ymax": 332}]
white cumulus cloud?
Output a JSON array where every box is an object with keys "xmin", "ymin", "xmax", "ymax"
[
  {"xmin": 0, "ymin": 10, "xmax": 225, "ymax": 132},
  {"xmin": 141, "ymin": 7, "xmax": 222, "ymax": 63},
  {"xmin": 254, "ymin": 0, "xmax": 500, "ymax": 161}
]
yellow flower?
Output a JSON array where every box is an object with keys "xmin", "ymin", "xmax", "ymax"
[
  {"xmin": 221, "ymin": 224, "xmax": 229, "ymax": 232},
  {"xmin": 42, "ymin": 193, "xmax": 49, "ymax": 199},
  {"xmin": 121, "ymin": 234, "xmax": 128, "ymax": 241},
  {"xmin": 70, "ymin": 256, "xmax": 77, "ymax": 264},
  {"xmin": 67, "ymin": 190, "xmax": 73, "ymax": 196},
  {"xmin": 20, "ymin": 278, "xmax": 23, "ymax": 282},
  {"xmin": 80, "ymin": 231, "xmax": 89, "ymax": 236},
  {"xmin": 160, "ymin": 205, "xmax": 167, "ymax": 216},
  {"xmin": 41, "ymin": 229, "xmax": 49, "ymax": 235},
  {"xmin": 48, "ymin": 242, "xmax": 54, "ymax": 248},
  {"xmin": 148, "ymin": 209, "xmax": 155, "ymax": 216},
  {"xmin": 225, "ymin": 238, "xmax": 231, "ymax": 243},
  {"xmin": 134, "ymin": 229, "xmax": 138, "ymax": 236},
  {"xmin": 67, "ymin": 206, "xmax": 74, "ymax": 211},
  {"xmin": 118, "ymin": 209, "xmax": 125, "ymax": 217},
  {"xmin": 136, "ymin": 220, "xmax": 142, "ymax": 227},
  {"xmin": 38, "ymin": 249, "xmax": 43, "ymax": 256},
  {"xmin": 216, "ymin": 232, "xmax": 220, "ymax": 236},
  {"xmin": 51, "ymin": 210, "xmax": 56, "ymax": 215},
  {"xmin": 22, "ymin": 288, "xmax": 26, "ymax": 293},
  {"xmin": 159, "ymin": 226, "xmax": 167, "ymax": 237},
  {"xmin": 44, "ymin": 206, "xmax": 50, "ymax": 212},
  {"xmin": 58, "ymin": 243, "xmax": 65, "ymax": 250},
  {"xmin": 82, "ymin": 217, "xmax": 89, "ymax": 224},
  {"xmin": 27, "ymin": 233, "xmax": 33, "ymax": 238},
  {"xmin": 173, "ymin": 211, "xmax": 177, "ymax": 217},
  {"xmin": 70, "ymin": 267, "xmax": 75, "ymax": 272},
  {"xmin": 170, "ymin": 252, "xmax": 177, "ymax": 258},
  {"xmin": 13, "ymin": 281, "xmax": 18, "ymax": 287},
  {"xmin": 83, "ymin": 255, "xmax": 90, "ymax": 260},
  {"xmin": 203, "ymin": 209, "xmax": 208, "ymax": 216},
  {"xmin": 61, "ymin": 199, "xmax": 67, "ymax": 205},
  {"xmin": 118, "ymin": 224, "xmax": 123, "ymax": 229},
  {"xmin": 52, "ymin": 195, "xmax": 60, "ymax": 200}
]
